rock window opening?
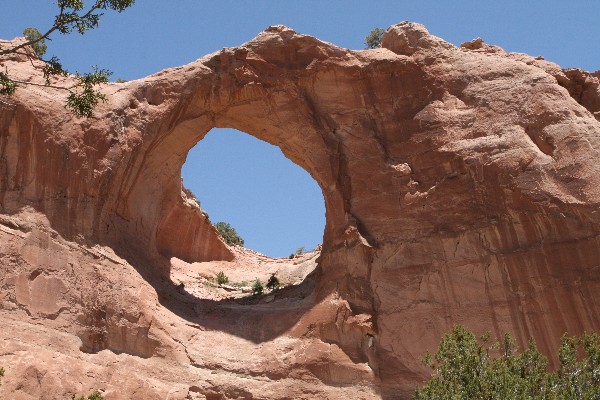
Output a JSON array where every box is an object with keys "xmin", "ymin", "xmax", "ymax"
[{"xmin": 181, "ymin": 128, "xmax": 325, "ymax": 259}]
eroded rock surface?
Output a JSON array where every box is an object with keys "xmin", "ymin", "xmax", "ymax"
[{"xmin": 2, "ymin": 22, "xmax": 600, "ymax": 399}]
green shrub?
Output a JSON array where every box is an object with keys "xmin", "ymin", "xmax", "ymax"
[
  {"xmin": 72, "ymin": 391, "xmax": 105, "ymax": 400},
  {"xmin": 364, "ymin": 28, "xmax": 385, "ymax": 49},
  {"xmin": 251, "ymin": 279, "xmax": 264, "ymax": 296},
  {"xmin": 289, "ymin": 246, "xmax": 306, "ymax": 259},
  {"xmin": 0, "ymin": 366, "xmax": 4, "ymax": 386},
  {"xmin": 216, "ymin": 271, "xmax": 229, "ymax": 285},
  {"xmin": 266, "ymin": 274, "xmax": 280, "ymax": 291},
  {"xmin": 214, "ymin": 222, "xmax": 244, "ymax": 246},
  {"xmin": 23, "ymin": 27, "xmax": 47, "ymax": 57},
  {"xmin": 414, "ymin": 325, "xmax": 600, "ymax": 399}
]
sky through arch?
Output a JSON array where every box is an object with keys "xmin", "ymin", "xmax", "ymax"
[{"xmin": 182, "ymin": 128, "xmax": 325, "ymax": 258}]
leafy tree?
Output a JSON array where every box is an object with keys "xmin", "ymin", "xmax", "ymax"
[
  {"xmin": 251, "ymin": 279, "xmax": 264, "ymax": 296},
  {"xmin": 214, "ymin": 222, "xmax": 244, "ymax": 247},
  {"xmin": 22, "ymin": 27, "xmax": 47, "ymax": 57},
  {"xmin": 0, "ymin": 0, "xmax": 135, "ymax": 117},
  {"xmin": 216, "ymin": 271, "xmax": 229, "ymax": 285},
  {"xmin": 414, "ymin": 325, "xmax": 600, "ymax": 399},
  {"xmin": 0, "ymin": 366, "xmax": 4, "ymax": 386},
  {"xmin": 266, "ymin": 273, "xmax": 280, "ymax": 291},
  {"xmin": 556, "ymin": 332, "xmax": 600, "ymax": 398},
  {"xmin": 364, "ymin": 28, "xmax": 385, "ymax": 49}
]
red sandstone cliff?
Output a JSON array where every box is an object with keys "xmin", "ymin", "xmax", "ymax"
[{"xmin": 1, "ymin": 22, "xmax": 600, "ymax": 399}]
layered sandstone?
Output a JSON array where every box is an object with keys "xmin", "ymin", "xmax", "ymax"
[{"xmin": 1, "ymin": 22, "xmax": 600, "ymax": 399}]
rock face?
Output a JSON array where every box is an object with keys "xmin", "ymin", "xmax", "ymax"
[{"xmin": 2, "ymin": 22, "xmax": 600, "ymax": 399}]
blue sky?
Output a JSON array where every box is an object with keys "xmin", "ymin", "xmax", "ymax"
[{"xmin": 2, "ymin": 1, "xmax": 599, "ymax": 257}]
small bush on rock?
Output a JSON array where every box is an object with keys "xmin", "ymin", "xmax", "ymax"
[
  {"xmin": 214, "ymin": 222, "xmax": 244, "ymax": 246},
  {"xmin": 251, "ymin": 279, "xmax": 264, "ymax": 296},
  {"xmin": 72, "ymin": 391, "xmax": 105, "ymax": 400},
  {"xmin": 23, "ymin": 27, "xmax": 47, "ymax": 57},
  {"xmin": 216, "ymin": 271, "xmax": 229, "ymax": 285},
  {"xmin": 364, "ymin": 28, "xmax": 384, "ymax": 49},
  {"xmin": 266, "ymin": 274, "xmax": 280, "ymax": 291},
  {"xmin": 289, "ymin": 246, "xmax": 306, "ymax": 259}
]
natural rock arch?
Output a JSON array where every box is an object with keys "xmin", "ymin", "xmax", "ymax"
[
  {"xmin": 2, "ymin": 22, "xmax": 600, "ymax": 398},
  {"xmin": 179, "ymin": 127, "xmax": 326, "ymax": 257},
  {"xmin": 116, "ymin": 26, "xmax": 387, "ymax": 268},
  {"xmin": 150, "ymin": 89, "xmax": 348, "ymax": 266}
]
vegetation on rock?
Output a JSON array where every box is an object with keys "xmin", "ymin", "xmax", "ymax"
[
  {"xmin": 414, "ymin": 325, "xmax": 600, "ymax": 399},
  {"xmin": 214, "ymin": 221, "xmax": 244, "ymax": 246},
  {"xmin": 216, "ymin": 271, "xmax": 229, "ymax": 285},
  {"xmin": 251, "ymin": 278, "xmax": 264, "ymax": 296},
  {"xmin": 72, "ymin": 391, "xmax": 105, "ymax": 400},
  {"xmin": 22, "ymin": 27, "xmax": 47, "ymax": 57},
  {"xmin": 289, "ymin": 246, "xmax": 306, "ymax": 259},
  {"xmin": 0, "ymin": 0, "xmax": 135, "ymax": 117},
  {"xmin": 364, "ymin": 28, "xmax": 384, "ymax": 49},
  {"xmin": 266, "ymin": 274, "xmax": 280, "ymax": 291}
]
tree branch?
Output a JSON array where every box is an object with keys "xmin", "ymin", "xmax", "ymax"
[
  {"xmin": 6, "ymin": 77, "xmax": 75, "ymax": 91},
  {"xmin": 0, "ymin": 6, "xmax": 66, "ymax": 56},
  {"xmin": 0, "ymin": 2, "xmax": 106, "ymax": 57},
  {"xmin": 0, "ymin": 0, "xmax": 134, "ymax": 117}
]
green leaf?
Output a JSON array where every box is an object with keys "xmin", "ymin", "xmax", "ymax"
[
  {"xmin": 0, "ymin": 73, "xmax": 17, "ymax": 95},
  {"xmin": 42, "ymin": 56, "xmax": 68, "ymax": 84}
]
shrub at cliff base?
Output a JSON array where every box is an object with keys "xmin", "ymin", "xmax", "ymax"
[{"xmin": 414, "ymin": 325, "xmax": 600, "ymax": 399}]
